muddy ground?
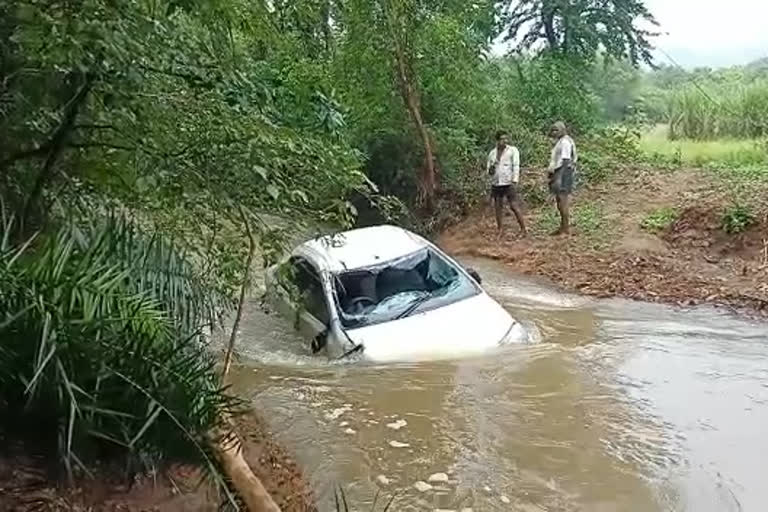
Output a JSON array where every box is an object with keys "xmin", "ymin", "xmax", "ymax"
[
  {"xmin": 440, "ymin": 166, "xmax": 768, "ymax": 315},
  {"xmin": 0, "ymin": 411, "xmax": 317, "ymax": 512}
]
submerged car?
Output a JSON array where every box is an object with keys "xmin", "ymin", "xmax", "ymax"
[{"xmin": 264, "ymin": 225, "xmax": 526, "ymax": 363}]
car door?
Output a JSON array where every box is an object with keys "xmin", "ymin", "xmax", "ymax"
[{"xmin": 277, "ymin": 256, "xmax": 331, "ymax": 341}]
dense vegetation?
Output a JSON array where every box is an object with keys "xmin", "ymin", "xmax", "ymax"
[{"xmin": 584, "ymin": 57, "xmax": 768, "ymax": 140}]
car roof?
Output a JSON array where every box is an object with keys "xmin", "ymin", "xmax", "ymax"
[{"xmin": 298, "ymin": 225, "xmax": 428, "ymax": 273}]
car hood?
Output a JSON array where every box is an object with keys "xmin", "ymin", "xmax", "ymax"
[{"xmin": 344, "ymin": 292, "xmax": 524, "ymax": 363}]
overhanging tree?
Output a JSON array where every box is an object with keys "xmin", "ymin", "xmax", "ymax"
[
  {"xmin": 499, "ymin": 0, "xmax": 658, "ymax": 65},
  {"xmin": 334, "ymin": 0, "xmax": 496, "ymax": 210}
]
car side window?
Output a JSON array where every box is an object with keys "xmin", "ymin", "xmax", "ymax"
[{"xmin": 286, "ymin": 257, "xmax": 330, "ymax": 325}]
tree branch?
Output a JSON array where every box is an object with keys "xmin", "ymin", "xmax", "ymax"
[
  {"xmin": 68, "ymin": 142, "xmax": 138, "ymax": 152},
  {"xmin": 19, "ymin": 74, "xmax": 94, "ymax": 235},
  {"xmin": 222, "ymin": 205, "xmax": 256, "ymax": 379},
  {"xmin": 0, "ymin": 145, "xmax": 52, "ymax": 172}
]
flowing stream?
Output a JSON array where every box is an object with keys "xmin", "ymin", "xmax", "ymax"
[{"xmin": 225, "ymin": 256, "xmax": 768, "ymax": 511}]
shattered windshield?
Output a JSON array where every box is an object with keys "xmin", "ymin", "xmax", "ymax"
[{"xmin": 333, "ymin": 248, "xmax": 480, "ymax": 329}]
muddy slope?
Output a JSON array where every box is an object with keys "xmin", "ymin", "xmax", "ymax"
[{"xmin": 440, "ymin": 167, "xmax": 768, "ymax": 315}]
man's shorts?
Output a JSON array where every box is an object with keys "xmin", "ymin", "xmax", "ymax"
[
  {"xmin": 491, "ymin": 184, "xmax": 518, "ymax": 200},
  {"xmin": 549, "ymin": 166, "xmax": 574, "ymax": 196}
]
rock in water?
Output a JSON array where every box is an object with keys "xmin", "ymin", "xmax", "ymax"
[
  {"xmin": 413, "ymin": 481, "xmax": 433, "ymax": 492},
  {"xmin": 428, "ymin": 472, "xmax": 450, "ymax": 483},
  {"xmin": 386, "ymin": 419, "xmax": 408, "ymax": 430}
]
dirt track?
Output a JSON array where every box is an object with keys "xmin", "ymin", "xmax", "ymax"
[{"xmin": 440, "ymin": 167, "xmax": 768, "ymax": 315}]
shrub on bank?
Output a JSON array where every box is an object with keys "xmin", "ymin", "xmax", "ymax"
[
  {"xmin": 721, "ymin": 203, "xmax": 757, "ymax": 234},
  {"xmin": 0, "ymin": 212, "xmax": 238, "ymax": 481}
]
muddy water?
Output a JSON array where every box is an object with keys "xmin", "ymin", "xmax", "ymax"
[{"xmin": 227, "ymin": 257, "xmax": 768, "ymax": 512}]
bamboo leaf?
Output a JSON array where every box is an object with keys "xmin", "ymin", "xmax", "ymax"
[{"xmin": 129, "ymin": 400, "xmax": 163, "ymax": 448}]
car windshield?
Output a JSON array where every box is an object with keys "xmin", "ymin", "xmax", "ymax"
[{"xmin": 332, "ymin": 247, "xmax": 480, "ymax": 329}]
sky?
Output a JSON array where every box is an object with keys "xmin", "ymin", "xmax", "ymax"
[{"xmin": 647, "ymin": 0, "xmax": 768, "ymax": 68}]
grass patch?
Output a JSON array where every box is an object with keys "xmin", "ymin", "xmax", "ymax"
[
  {"xmin": 573, "ymin": 202, "xmax": 614, "ymax": 249},
  {"xmin": 532, "ymin": 201, "xmax": 612, "ymax": 248},
  {"xmin": 640, "ymin": 125, "xmax": 767, "ymax": 167},
  {"xmin": 641, "ymin": 207, "xmax": 679, "ymax": 233},
  {"xmin": 722, "ymin": 204, "xmax": 757, "ymax": 234},
  {"xmin": 533, "ymin": 208, "xmax": 560, "ymax": 235},
  {"xmin": 573, "ymin": 202, "xmax": 604, "ymax": 233}
]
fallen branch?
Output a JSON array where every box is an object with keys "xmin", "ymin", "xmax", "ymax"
[{"xmin": 208, "ymin": 415, "xmax": 281, "ymax": 512}]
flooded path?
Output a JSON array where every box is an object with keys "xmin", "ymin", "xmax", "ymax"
[{"xmin": 227, "ymin": 257, "xmax": 768, "ymax": 511}]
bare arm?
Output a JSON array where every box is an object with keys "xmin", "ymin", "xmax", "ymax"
[
  {"xmin": 487, "ymin": 151, "xmax": 495, "ymax": 175},
  {"xmin": 512, "ymin": 147, "xmax": 520, "ymax": 183}
]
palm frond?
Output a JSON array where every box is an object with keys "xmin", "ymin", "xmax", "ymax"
[{"xmin": 0, "ymin": 207, "xmax": 240, "ymax": 494}]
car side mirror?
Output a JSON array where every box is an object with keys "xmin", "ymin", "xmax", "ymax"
[{"xmin": 466, "ymin": 267, "xmax": 482, "ymax": 284}]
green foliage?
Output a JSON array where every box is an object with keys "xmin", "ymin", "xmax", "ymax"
[
  {"xmin": 578, "ymin": 125, "xmax": 641, "ymax": 183},
  {"xmin": 629, "ymin": 62, "xmax": 768, "ymax": 139},
  {"xmin": 666, "ymin": 82, "xmax": 768, "ymax": 140},
  {"xmin": 641, "ymin": 207, "xmax": 679, "ymax": 233},
  {"xmin": 2, "ymin": 0, "xmax": 378, "ymax": 287},
  {"xmin": 640, "ymin": 126, "xmax": 767, "ymax": 168},
  {"xmin": 574, "ymin": 202, "xmax": 603, "ymax": 230},
  {"xmin": 333, "ymin": 0, "xmax": 498, "ymax": 212},
  {"xmin": 721, "ymin": 204, "xmax": 756, "ymax": 234},
  {"xmin": 533, "ymin": 208, "xmax": 560, "ymax": 235},
  {"xmin": 509, "ymin": 55, "xmax": 601, "ymax": 135},
  {"xmin": 0, "ymin": 211, "xmax": 238, "ymax": 482},
  {"xmin": 0, "ymin": 0, "xmax": 689, "ymax": 484},
  {"xmin": 499, "ymin": 0, "xmax": 658, "ymax": 65},
  {"xmin": 588, "ymin": 58, "xmax": 644, "ymax": 122}
]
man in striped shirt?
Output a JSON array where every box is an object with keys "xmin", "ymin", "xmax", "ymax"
[{"xmin": 487, "ymin": 130, "xmax": 527, "ymax": 238}]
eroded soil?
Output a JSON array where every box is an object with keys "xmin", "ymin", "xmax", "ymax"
[
  {"xmin": 0, "ymin": 411, "xmax": 316, "ymax": 512},
  {"xmin": 440, "ymin": 167, "xmax": 768, "ymax": 315}
]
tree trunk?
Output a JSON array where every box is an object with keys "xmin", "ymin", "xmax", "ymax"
[
  {"xmin": 222, "ymin": 206, "xmax": 256, "ymax": 378},
  {"xmin": 543, "ymin": 6, "xmax": 558, "ymax": 50},
  {"xmin": 19, "ymin": 74, "xmax": 93, "ymax": 236},
  {"xmin": 321, "ymin": 0, "xmax": 334, "ymax": 54},
  {"xmin": 385, "ymin": 3, "xmax": 437, "ymax": 211},
  {"xmin": 208, "ymin": 418, "xmax": 282, "ymax": 512}
]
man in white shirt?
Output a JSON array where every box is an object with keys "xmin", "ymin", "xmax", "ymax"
[
  {"xmin": 547, "ymin": 121, "xmax": 578, "ymax": 236},
  {"xmin": 487, "ymin": 130, "xmax": 527, "ymax": 238}
]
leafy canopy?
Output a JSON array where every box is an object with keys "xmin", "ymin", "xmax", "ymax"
[{"xmin": 499, "ymin": 0, "xmax": 658, "ymax": 65}]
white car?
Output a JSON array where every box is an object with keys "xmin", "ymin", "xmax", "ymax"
[{"xmin": 264, "ymin": 225, "xmax": 526, "ymax": 363}]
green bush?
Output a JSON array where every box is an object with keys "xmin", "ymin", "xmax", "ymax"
[
  {"xmin": 0, "ymin": 212, "xmax": 238, "ymax": 481},
  {"xmin": 721, "ymin": 204, "xmax": 756, "ymax": 234},
  {"xmin": 641, "ymin": 207, "xmax": 679, "ymax": 233},
  {"xmin": 578, "ymin": 125, "xmax": 641, "ymax": 184}
]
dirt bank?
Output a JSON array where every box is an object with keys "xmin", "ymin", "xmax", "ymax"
[
  {"xmin": 440, "ymin": 166, "xmax": 768, "ymax": 315},
  {"xmin": 0, "ymin": 411, "xmax": 316, "ymax": 512}
]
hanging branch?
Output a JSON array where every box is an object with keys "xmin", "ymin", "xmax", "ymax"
[
  {"xmin": 222, "ymin": 205, "xmax": 256, "ymax": 379},
  {"xmin": 19, "ymin": 73, "xmax": 94, "ymax": 235}
]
